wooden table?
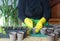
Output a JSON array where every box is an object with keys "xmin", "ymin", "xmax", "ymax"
[{"xmin": 0, "ymin": 36, "xmax": 60, "ymax": 41}]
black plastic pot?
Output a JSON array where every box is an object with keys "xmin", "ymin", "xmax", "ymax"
[
  {"xmin": 0, "ymin": 30, "xmax": 27, "ymax": 38},
  {"xmin": 0, "ymin": 26, "xmax": 28, "ymax": 38}
]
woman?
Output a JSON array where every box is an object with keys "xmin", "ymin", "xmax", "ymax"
[{"xmin": 18, "ymin": 0, "xmax": 51, "ymax": 33}]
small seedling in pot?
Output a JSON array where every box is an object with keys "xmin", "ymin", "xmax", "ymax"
[
  {"xmin": 32, "ymin": 28, "xmax": 36, "ymax": 34},
  {"xmin": 40, "ymin": 27, "xmax": 47, "ymax": 35},
  {"xmin": 47, "ymin": 29, "xmax": 54, "ymax": 35},
  {"xmin": 48, "ymin": 33, "xmax": 55, "ymax": 41}
]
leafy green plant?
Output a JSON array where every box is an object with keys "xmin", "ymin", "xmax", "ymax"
[{"xmin": 0, "ymin": 0, "xmax": 20, "ymax": 28}]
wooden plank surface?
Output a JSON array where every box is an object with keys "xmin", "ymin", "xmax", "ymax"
[{"xmin": 0, "ymin": 36, "xmax": 60, "ymax": 41}]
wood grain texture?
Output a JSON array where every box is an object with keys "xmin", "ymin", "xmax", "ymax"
[
  {"xmin": 51, "ymin": 3, "xmax": 60, "ymax": 18},
  {"xmin": 49, "ymin": 0, "xmax": 60, "ymax": 7},
  {"xmin": 48, "ymin": 18, "xmax": 60, "ymax": 24},
  {"xmin": 49, "ymin": 0, "xmax": 60, "ymax": 24}
]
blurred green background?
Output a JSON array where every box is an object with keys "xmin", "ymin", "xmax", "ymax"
[{"xmin": 0, "ymin": 0, "xmax": 21, "ymax": 28}]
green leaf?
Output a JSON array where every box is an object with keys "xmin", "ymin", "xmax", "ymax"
[
  {"xmin": 0, "ymin": 27, "xmax": 3, "ymax": 33},
  {"xmin": 2, "ymin": 28, "xmax": 6, "ymax": 34}
]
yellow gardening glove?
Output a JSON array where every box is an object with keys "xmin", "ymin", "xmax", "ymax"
[
  {"xmin": 35, "ymin": 23, "xmax": 43, "ymax": 33},
  {"xmin": 35, "ymin": 17, "xmax": 46, "ymax": 33},
  {"xmin": 24, "ymin": 18, "xmax": 33, "ymax": 29}
]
